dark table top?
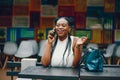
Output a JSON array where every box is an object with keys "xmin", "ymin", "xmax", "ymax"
[
  {"xmin": 18, "ymin": 66, "xmax": 78, "ymax": 80},
  {"xmin": 18, "ymin": 65, "xmax": 120, "ymax": 80},
  {"xmin": 80, "ymin": 65, "xmax": 120, "ymax": 80}
]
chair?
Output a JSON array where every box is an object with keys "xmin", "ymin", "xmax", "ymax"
[
  {"xmin": 14, "ymin": 40, "xmax": 38, "ymax": 59},
  {"xmin": 16, "ymin": 58, "xmax": 37, "ymax": 80},
  {"xmin": 103, "ymin": 44, "xmax": 116, "ymax": 64},
  {"xmin": 115, "ymin": 45, "xmax": 120, "ymax": 65},
  {"xmin": 81, "ymin": 43, "xmax": 98, "ymax": 58},
  {"xmin": 28, "ymin": 40, "xmax": 38, "ymax": 56},
  {"xmin": 37, "ymin": 40, "xmax": 47, "ymax": 62},
  {"xmin": 0, "ymin": 49, "xmax": 2, "ymax": 67},
  {"xmin": 2, "ymin": 41, "xmax": 18, "ymax": 69},
  {"xmin": 86, "ymin": 43, "xmax": 98, "ymax": 49}
]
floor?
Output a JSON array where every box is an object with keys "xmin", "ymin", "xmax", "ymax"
[
  {"xmin": 0, "ymin": 54, "xmax": 17, "ymax": 80},
  {"xmin": 0, "ymin": 54, "xmax": 40, "ymax": 80},
  {"xmin": 0, "ymin": 68, "xmax": 17, "ymax": 80},
  {"xmin": 0, "ymin": 68, "xmax": 42, "ymax": 80}
]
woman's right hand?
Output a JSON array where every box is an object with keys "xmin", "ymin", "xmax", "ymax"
[{"xmin": 47, "ymin": 30, "xmax": 55, "ymax": 45}]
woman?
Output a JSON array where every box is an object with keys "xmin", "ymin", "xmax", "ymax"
[{"xmin": 41, "ymin": 17, "xmax": 87, "ymax": 68}]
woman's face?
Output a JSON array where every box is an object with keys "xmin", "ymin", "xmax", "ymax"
[{"xmin": 55, "ymin": 18, "xmax": 71, "ymax": 38}]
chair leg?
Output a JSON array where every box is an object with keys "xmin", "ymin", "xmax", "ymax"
[
  {"xmin": 116, "ymin": 58, "xmax": 120, "ymax": 65},
  {"xmin": 0, "ymin": 55, "xmax": 2, "ymax": 67},
  {"xmin": 107, "ymin": 57, "xmax": 111, "ymax": 65},
  {"xmin": 12, "ymin": 56, "xmax": 15, "ymax": 61},
  {"xmin": 0, "ymin": 53, "xmax": 3, "ymax": 68},
  {"xmin": 0, "ymin": 61, "xmax": 2, "ymax": 67},
  {"xmin": 2, "ymin": 56, "xmax": 8, "ymax": 69}
]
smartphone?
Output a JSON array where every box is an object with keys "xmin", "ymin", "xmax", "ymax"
[{"xmin": 50, "ymin": 28, "xmax": 56, "ymax": 37}]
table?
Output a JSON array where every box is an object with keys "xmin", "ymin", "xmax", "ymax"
[
  {"xmin": 80, "ymin": 65, "xmax": 120, "ymax": 80},
  {"xmin": 18, "ymin": 66, "xmax": 78, "ymax": 80},
  {"xmin": 18, "ymin": 65, "xmax": 120, "ymax": 80}
]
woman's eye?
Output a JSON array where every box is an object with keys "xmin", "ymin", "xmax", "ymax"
[
  {"xmin": 56, "ymin": 24, "xmax": 67, "ymax": 27},
  {"xmin": 56, "ymin": 24, "xmax": 60, "ymax": 27},
  {"xmin": 62, "ymin": 25, "xmax": 66, "ymax": 27}
]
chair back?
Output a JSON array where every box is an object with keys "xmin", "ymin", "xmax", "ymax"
[
  {"xmin": 3, "ymin": 41, "xmax": 18, "ymax": 55},
  {"xmin": 28, "ymin": 40, "xmax": 38, "ymax": 55},
  {"xmin": 15, "ymin": 40, "xmax": 38, "ymax": 58},
  {"xmin": 86, "ymin": 43, "xmax": 98, "ymax": 49},
  {"xmin": 104, "ymin": 44, "xmax": 116, "ymax": 57},
  {"xmin": 38, "ymin": 40, "xmax": 47, "ymax": 57},
  {"xmin": 115, "ymin": 45, "xmax": 120, "ymax": 57}
]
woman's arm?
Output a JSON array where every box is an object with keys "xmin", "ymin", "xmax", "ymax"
[
  {"xmin": 72, "ymin": 37, "xmax": 82, "ymax": 67},
  {"xmin": 41, "ymin": 30, "xmax": 55, "ymax": 67},
  {"xmin": 72, "ymin": 37, "xmax": 88, "ymax": 67},
  {"xmin": 41, "ymin": 41, "xmax": 52, "ymax": 66}
]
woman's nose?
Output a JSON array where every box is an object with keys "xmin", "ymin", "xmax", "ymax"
[{"xmin": 59, "ymin": 25, "xmax": 63, "ymax": 28}]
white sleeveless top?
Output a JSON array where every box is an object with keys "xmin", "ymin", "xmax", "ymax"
[{"xmin": 51, "ymin": 36, "xmax": 74, "ymax": 67}]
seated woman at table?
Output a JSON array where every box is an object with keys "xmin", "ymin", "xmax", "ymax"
[{"xmin": 41, "ymin": 17, "xmax": 88, "ymax": 68}]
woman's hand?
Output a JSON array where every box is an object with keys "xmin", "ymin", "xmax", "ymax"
[
  {"xmin": 47, "ymin": 30, "xmax": 55, "ymax": 45},
  {"xmin": 76, "ymin": 36, "xmax": 88, "ymax": 47}
]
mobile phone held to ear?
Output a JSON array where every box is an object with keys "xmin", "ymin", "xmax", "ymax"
[{"xmin": 50, "ymin": 28, "xmax": 56, "ymax": 37}]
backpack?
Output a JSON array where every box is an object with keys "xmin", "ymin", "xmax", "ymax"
[{"xmin": 79, "ymin": 47, "xmax": 105, "ymax": 72}]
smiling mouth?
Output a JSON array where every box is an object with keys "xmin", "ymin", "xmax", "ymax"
[{"xmin": 58, "ymin": 29, "xmax": 64, "ymax": 34}]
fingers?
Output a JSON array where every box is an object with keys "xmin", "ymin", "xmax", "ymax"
[
  {"xmin": 76, "ymin": 36, "xmax": 88, "ymax": 45},
  {"xmin": 47, "ymin": 35, "xmax": 55, "ymax": 45},
  {"xmin": 49, "ymin": 30, "xmax": 56, "ymax": 37},
  {"xmin": 48, "ymin": 30, "xmax": 55, "ymax": 44},
  {"xmin": 81, "ymin": 36, "xmax": 88, "ymax": 42}
]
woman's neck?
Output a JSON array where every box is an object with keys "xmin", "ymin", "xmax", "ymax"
[{"xmin": 58, "ymin": 35, "xmax": 68, "ymax": 41}]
